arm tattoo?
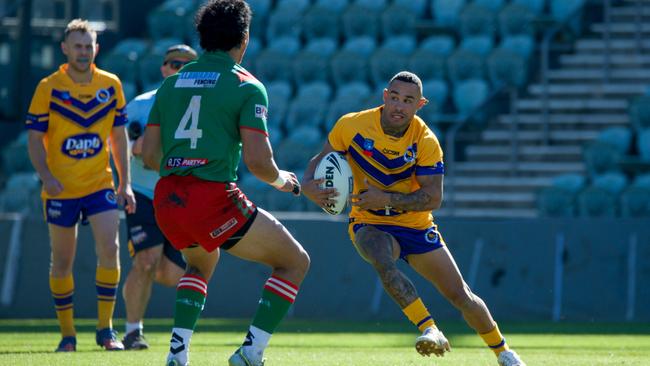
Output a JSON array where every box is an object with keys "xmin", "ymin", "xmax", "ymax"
[{"xmin": 389, "ymin": 189, "xmax": 434, "ymax": 211}]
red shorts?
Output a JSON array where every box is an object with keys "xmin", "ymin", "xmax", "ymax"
[{"xmin": 153, "ymin": 175, "xmax": 257, "ymax": 252}]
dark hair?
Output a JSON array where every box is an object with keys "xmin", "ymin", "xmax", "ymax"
[
  {"xmin": 195, "ymin": 0, "xmax": 251, "ymax": 52},
  {"xmin": 389, "ymin": 71, "xmax": 423, "ymax": 94}
]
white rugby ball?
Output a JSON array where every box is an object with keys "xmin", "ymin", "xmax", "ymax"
[{"xmin": 314, "ymin": 152, "xmax": 353, "ymax": 215}]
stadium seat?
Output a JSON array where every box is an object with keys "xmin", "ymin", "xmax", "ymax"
[
  {"xmin": 303, "ymin": 5, "xmax": 340, "ymax": 41},
  {"xmin": 268, "ymin": 126, "xmax": 284, "ymax": 149},
  {"xmin": 487, "ymin": 48, "xmax": 528, "ymax": 88},
  {"xmin": 98, "ymin": 54, "xmax": 139, "ymax": 86},
  {"xmin": 111, "ymin": 39, "xmax": 149, "ymax": 60},
  {"xmin": 513, "ymin": 0, "xmax": 546, "ymax": 15},
  {"xmin": 447, "ymin": 49, "xmax": 486, "ymax": 84},
  {"xmin": 474, "ymin": 0, "xmax": 504, "ymax": 12},
  {"xmin": 419, "ymin": 79, "xmax": 448, "ymax": 124},
  {"xmin": 369, "ymin": 49, "xmax": 409, "ymax": 88},
  {"xmin": 247, "ymin": 0, "xmax": 272, "ymax": 37},
  {"xmin": 578, "ymin": 172, "xmax": 627, "ymax": 217},
  {"xmin": 583, "ymin": 141, "xmax": 623, "ymax": 177},
  {"xmin": 255, "ymin": 49, "xmax": 293, "ymax": 83},
  {"xmin": 266, "ymin": 80, "xmax": 293, "ymax": 102},
  {"xmin": 266, "ymin": 6, "xmax": 304, "ymax": 42},
  {"xmin": 597, "ymin": 127, "xmax": 632, "ymax": 154},
  {"xmin": 628, "ymin": 96, "xmax": 650, "ymax": 131},
  {"xmin": 460, "ymin": 3, "xmax": 497, "ymax": 38},
  {"xmin": 408, "ymin": 49, "xmax": 447, "ymax": 81},
  {"xmin": 337, "ymin": 82, "xmax": 372, "ymax": 101},
  {"xmin": 419, "ymin": 35, "xmax": 456, "ymax": 56},
  {"xmin": 240, "ymin": 37, "xmax": 262, "ymax": 73},
  {"xmin": 381, "ymin": 35, "xmax": 417, "ymax": 56},
  {"xmin": 638, "ymin": 129, "xmax": 650, "ymax": 162},
  {"xmin": 459, "ymin": 35, "xmax": 494, "ymax": 56},
  {"xmin": 453, "ymin": 79, "xmax": 489, "ymax": 116},
  {"xmin": 276, "ymin": 125, "xmax": 323, "ymax": 170},
  {"xmin": 353, "ymin": 0, "xmax": 388, "ymax": 11},
  {"xmin": 297, "ymin": 81, "xmax": 333, "ymax": 101},
  {"xmin": 394, "ymin": 0, "xmax": 427, "ymax": 13},
  {"xmin": 330, "ymin": 50, "xmax": 370, "ymax": 87},
  {"xmin": 266, "ymin": 81, "xmax": 293, "ymax": 129},
  {"xmin": 266, "ymin": 36, "xmax": 301, "ymax": 56},
  {"xmin": 342, "ymin": 36, "xmax": 377, "ymax": 57},
  {"xmin": 499, "ymin": 35, "xmax": 535, "ymax": 59},
  {"xmin": 550, "ymin": 0, "xmax": 585, "ymax": 21},
  {"xmin": 315, "ymin": 0, "xmax": 349, "ymax": 12},
  {"xmin": 538, "ymin": 186, "xmax": 576, "ymax": 217},
  {"xmin": 285, "ymin": 82, "xmax": 331, "ymax": 130},
  {"xmin": 324, "ymin": 82, "xmax": 372, "ymax": 129},
  {"xmin": 381, "ymin": 4, "xmax": 417, "ymax": 38},
  {"xmin": 304, "ymin": 38, "xmax": 338, "ymax": 57},
  {"xmin": 293, "ymin": 51, "xmax": 331, "ymax": 85},
  {"xmin": 342, "ymin": 4, "xmax": 380, "ymax": 39},
  {"xmin": 148, "ymin": 1, "xmax": 194, "ymax": 41},
  {"xmin": 432, "ymin": 0, "xmax": 466, "ymax": 27},
  {"xmin": 620, "ymin": 174, "xmax": 650, "ymax": 217},
  {"xmin": 151, "ymin": 38, "xmax": 184, "ymax": 55},
  {"xmin": 275, "ymin": 0, "xmax": 311, "ymax": 12},
  {"xmin": 499, "ymin": 3, "xmax": 536, "ymax": 36},
  {"xmin": 553, "ymin": 173, "xmax": 586, "ymax": 194}
]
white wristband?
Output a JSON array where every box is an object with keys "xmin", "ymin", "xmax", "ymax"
[{"xmin": 270, "ymin": 173, "xmax": 287, "ymax": 189}]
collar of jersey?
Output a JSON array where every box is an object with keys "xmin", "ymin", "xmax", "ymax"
[{"xmin": 58, "ymin": 63, "xmax": 97, "ymax": 85}]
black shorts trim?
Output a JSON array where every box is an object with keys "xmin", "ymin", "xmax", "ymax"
[{"xmin": 222, "ymin": 208, "xmax": 258, "ymax": 251}]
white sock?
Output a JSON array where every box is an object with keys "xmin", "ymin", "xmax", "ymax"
[
  {"xmin": 126, "ymin": 321, "xmax": 143, "ymax": 335},
  {"xmin": 169, "ymin": 327, "xmax": 193, "ymax": 364},
  {"xmin": 243, "ymin": 325, "xmax": 271, "ymax": 361}
]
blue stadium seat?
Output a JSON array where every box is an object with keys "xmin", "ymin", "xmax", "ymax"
[
  {"xmin": 394, "ymin": 0, "xmax": 427, "ymax": 13},
  {"xmin": 266, "ymin": 36, "xmax": 301, "ymax": 56},
  {"xmin": 550, "ymin": 0, "xmax": 585, "ymax": 21},
  {"xmin": 553, "ymin": 173, "xmax": 586, "ymax": 194},
  {"xmin": 432, "ymin": 0, "xmax": 467, "ymax": 27},
  {"xmin": 99, "ymin": 55, "xmax": 139, "ymax": 86},
  {"xmin": 499, "ymin": 3, "xmax": 536, "ymax": 36},
  {"xmin": 148, "ymin": 1, "xmax": 194, "ymax": 41},
  {"xmin": 267, "ymin": 126, "xmax": 284, "ymax": 149},
  {"xmin": 499, "ymin": 35, "xmax": 535, "ymax": 59},
  {"xmin": 597, "ymin": 127, "xmax": 632, "ymax": 154},
  {"xmin": 447, "ymin": 49, "xmax": 486, "ymax": 84},
  {"xmin": 248, "ymin": 0, "xmax": 272, "ymax": 37},
  {"xmin": 342, "ymin": 4, "xmax": 380, "ymax": 39},
  {"xmin": 583, "ymin": 141, "xmax": 622, "ymax": 178},
  {"xmin": 275, "ymin": 0, "xmax": 311, "ymax": 12},
  {"xmin": 266, "ymin": 6, "xmax": 304, "ymax": 42},
  {"xmin": 408, "ymin": 49, "xmax": 447, "ymax": 81},
  {"xmin": 419, "ymin": 79, "xmax": 448, "ymax": 124},
  {"xmin": 276, "ymin": 125, "xmax": 324, "ymax": 170},
  {"xmin": 638, "ymin": 129, "xmax": 650, "ymax": 162},
  {"xmin": 453, "ymin": 79, "xmax": 489, "ymax": 116},
  {"xmin": 578, "ymin": 172, "xmax": 628, "ymax": 217},
  {"xmin": 305, "ymin": 38, "xmax": 338, "ymax": 57},
  {"xmin": 419, "ymin": 35, "xmax": 456, "ymax": 56},
  {"xmin": 266, "ymin": 80, "xmax": 293, "ymax": 102},
  {"xmin": 487, "ymin": 48, "xmax": 528, "ymax": 87},
  {"xmin": 293, "ymin": 51, "xmax": 330, "ymax": 85},
  {"xmin": 459, "ymin": 35, "xmax": 494, "ymax": 56},
  {"xmin": 330, "ymin": 50, "xmax": 370, "ymax": 87},
  {"xmin": 241, "ymin": 37, "xmax": 262, "ymax": 73},
  {"xmin": 297, "ymin": 81, "xmax": 333, "ymax": 101},
  {"xmin": 315, "ymin": 0, "xmax": 349, "ymax": 12},
  {"xmin": 151, "ymin": 38, "xmax": 184, "ymax": 55},
  {"xmin": 381, "ymin": 35, "xmax": 417, "ymax": 56},
  {"xmin": 324, "ymin": 82, "xmax": 372, "ymax": 129},
  {"xmin": 629, "ymin": 96, "xmax": 650, "ymax": 131},
  {"xmin": 513, "ymin": 0, "xmax": 546, "ymax": 15},
  {"xmin": 381, "ymin": 4, "xmax": 417, "ymax": 38},
  {"xmin": 111, "ymin": 39, "xmax": 149, "ymax": 59},
  {"xmin": 538, "ymin": 173, "xmax": 586, "ymax": 217},
  {"xmin": 303, "ymin": 5, "xmax": 340, "ymax": 41},
  {"xmin": 620, "ymin": 186, "xmax": 650, "ymax": 217},
  {"xmin": 370, "ymin": 49, "xmax": 409, "ymax": 88},
  {"xmin": 342, "ymin": 36, "xmax": 377, "ymax": 57},
  {"xmin": 285, "ymin": 82, "xmax": 331, "ymax": 130},
  {"xmin": 255, "ymin": 49, "xmax": 293, "ymax": 83},
  {"xmin": 460, "ymin": 3, "xmax": 497, "ymax": 38},
  {"xmin": 474, "ymin": 0, "xmax": 504, "ymax": 12}
]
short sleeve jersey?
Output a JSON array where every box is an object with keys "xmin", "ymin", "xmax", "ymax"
[
  {"xmin": 25, "ymin": 64, "xmax": 128, "ymax": 199},
  {"xmin": 125, "ymin": 89, "xmax": 158, "ymax": 199},
  {"xmin": 148, "ymin": 51, "xmax": 268, "ymax": 182},
  {"xmin": 328, "ymin": 107, "xmax": 445, "ymax": 230}
]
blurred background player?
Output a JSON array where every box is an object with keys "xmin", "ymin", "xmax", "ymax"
[
  {"xmin": 141, "ymin": 1, "xmax": 310, "ymax": 365},
  {"xmin": 121, "ymin": 44, "xmax": 197, "ymax": 350},
  {"xmin": 302, "ymin": 72, "xmax": 525, "ymax": 366},
  {"xmin": 25, "ymin": 19, "xmax": 136, "ymax": 352}
]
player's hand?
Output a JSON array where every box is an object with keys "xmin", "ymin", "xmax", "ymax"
[
  {"xmin": 42, "ymin": 176, "xmax": 64, "ymax": 197},
  {"xmin": 131, "ymin": 136, "xmax": 144, "ymax": 156},
  {"xmin": 350, "ymin": 179, "xmax": 390, "ymax": 210},
  {"xmin": 301, "ymin": 177, "xmax": 339, "ymax": 209},
  {"xmin": 117, "ymin": 184, "xmax": 136, "ymax": 214},
  {"xmin": 274, "ymin": 170, "xmax": 301, "ymax": 196}
]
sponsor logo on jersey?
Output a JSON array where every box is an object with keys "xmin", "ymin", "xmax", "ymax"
[
  {"xmin": 174, "ymin": 72, "xmax": 220, "ymax": 88},
  {"xmin": 362, "ymin": 138, "xmax": 374, "ymax": 157},
  {"xmin": 424, "ymin": 227, "xmax": 439, "ymax": 244},
  {"xmin": 255, "ymin": 104, "xmax": 268, "ymax": 122},
  {"xmin": 165, "ymin": 157, "xmax": 209, "ymax": 169},
  {"xmin": 382, "ymin": 148, "xmax": 400, "ymax": 156},
  {"xmin": 61, "ymin": 91, "xmax": 72, "ymax": 105},
  {"xmin": 209, "ymin": 217, "xmax": 238, "ymax": 238},
  {"xmin": 403, "ymin": 145, "xmax": 416, "ymax": 163},
  {"xmin": 47, "ymin": 206, "xmax": 62, "ymax": 218},
  {"xmin": 61, "ymin": 133, "xmax": 103, "ymax": 159},
  {"xmin": 95, "ymin": 88, "xmax": 110, "ymax": 103},
  {"xmin": 105, "ymin": 190, "xmax": 117, "ymax": 204}
]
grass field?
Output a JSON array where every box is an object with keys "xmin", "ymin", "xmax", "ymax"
[{"xmin": 0, "ymin": 319, "xmax": 649, "ymax": 365}]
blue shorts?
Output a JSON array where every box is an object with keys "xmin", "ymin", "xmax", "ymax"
[
  {"xmin": 352, "ymin": 223, "xmax": 445, "ymax": 261},
  {"xmin": 126, "ymin": 191, "xmax": 186, "ymax": 269},
  {"xmin": 44, "ymin": 189, "xmax": 118, "ymax": 227}
]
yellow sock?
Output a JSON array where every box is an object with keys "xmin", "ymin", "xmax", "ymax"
[
  {"xmin": 96, "ymin": 267, "xmax": 120, "ymax": 330},
  {"xmin": 50, "ymin": 275, "xmax": 76, "ymax": 337},
  {"xmin": 479, "ymin": 324, "xmax": 509, "ymax": 356},
  {"xmin": 402, "ymin": 298, "xmax": 436, "ymax": 332}
]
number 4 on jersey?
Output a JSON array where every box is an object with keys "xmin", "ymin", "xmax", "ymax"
[{"xmin": 175, "ymin": 95, "xmax": 203, "ymax": 149}]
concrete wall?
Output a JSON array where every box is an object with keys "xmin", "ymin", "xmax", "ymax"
[{"xmin": 0, "ymin": 216, "xmax": 648, "ymax": 322}]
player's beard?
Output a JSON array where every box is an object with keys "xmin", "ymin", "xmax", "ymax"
[{"xmin": 70, "ymin": 57, "xmax": 92, "ymax": 73}]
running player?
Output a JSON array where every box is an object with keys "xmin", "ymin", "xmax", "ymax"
[
  {"xmin": 141, "ymin": 1, "xmax": 310, "ymax": 365},
  {"xmin": 302, "ymin": 72, "xmax": 526, "ymax": 366},
  {"xmin": 121, "ymin": 44, "xmax": 197, "ymax": 350},
  {"xmin": 25, "ymin": 19, "xmax": 135, "ymax": 352}
]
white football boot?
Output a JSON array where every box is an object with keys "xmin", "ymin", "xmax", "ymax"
[
  {"xmin": 415, "ymin": 326, "xmax": 451, "ymax": 357},
  {"xmin": 228, "ymin": 347, "xmax": 265, "ymax": 366},
  {"xmin": 497, "ymin": 349, "xmax": 526, "ymax": 366}
]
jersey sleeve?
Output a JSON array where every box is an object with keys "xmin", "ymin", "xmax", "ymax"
[
  {"xmin": 327, "ymin": 115, "xmax": 352, "ymax": 153},
  {"xmin": 146, "ymin": 95, "xmax": 161, "ymax": 127},
  {"xmin": 239, "ymin": 84, "xmax": 269, "ymax": 136},
  {"xmin": 415, "ymin": 128, "xmax": 445, "ymax": 176},
  {"xmin": 113, "ymin": 79, "xmax": 128, "ymax": 127},
  {"xmin": 25, "ymin": 79, "xmax": 50, "ymax": 132}
]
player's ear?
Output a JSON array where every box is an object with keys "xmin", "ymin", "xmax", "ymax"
[
  {"xmin": 60, "ymin": 41, "xmax": 68, "ymax": 56},
  {"xmin": 417, "ymin": 97, "xmax": 428, "ymax": 110},
  {"xmin": 382, "ymin": 88, "xmax": 389, "ymax": 103},
  {"xmin": 95, "ymin": 42, "xmax": 100, "ymax": 56}
]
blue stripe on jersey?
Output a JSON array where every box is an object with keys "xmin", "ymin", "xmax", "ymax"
[
  {"xmin": 114, "ymin": 114, "xmax": 128, "ymax": 127},
  {"xmin": 50, "ymin": 99, "xmax": 117, "ymax": 128},
  {"xmin": 349, "ymin": 147, "xmax": 414, "ymax": 186},
  {"xmin": 51, "ymin": 87, "xmax": 115, "ymax": 112},
  {"xmin": 96, "ymin": 285, "xmax": 117, "ymax": 297},
  {"xmin": 352, "ymin": 134, "xmax": 416, "ymax": 170},
  {"xmin": 25, "ymin": 120, "xmax": 49, "ymax": 132},
  {"xmin": 415, "ymin": 162, "xmax": 445, "ymax": 175},
  {"xmin": 53, "ymin": 296, "xmax": 73, "ymax": 306}
]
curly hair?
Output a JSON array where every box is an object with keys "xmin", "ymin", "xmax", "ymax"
[{"xmin": 195, "ymin": 0, "xmax": 251, "ymax": 52}]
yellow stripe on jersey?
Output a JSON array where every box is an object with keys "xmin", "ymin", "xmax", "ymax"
[{"xmin": 328, "ymin": 107, "xmax": 444, "ymax": 230}]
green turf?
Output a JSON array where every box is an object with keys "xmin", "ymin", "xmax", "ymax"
[{"xmin": 1, "ymin": 319, "xmax": 649, "ymax": 365}]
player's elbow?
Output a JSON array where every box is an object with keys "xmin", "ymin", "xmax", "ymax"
[{"xmin": 428, "ymin": 194, "xmax": 443, "ymax": 211}]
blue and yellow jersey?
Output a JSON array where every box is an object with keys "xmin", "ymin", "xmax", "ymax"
[
  {"xmin": 328, "ymin": 107, "xmax": 444, "ymax": 230},
  {"xmin": 25, "ymin": 64, "xmax": 128, "ymax": 199}
]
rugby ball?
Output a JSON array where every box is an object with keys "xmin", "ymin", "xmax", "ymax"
[{"xmin": 314, "ymin": 152, "xmax": 353, "ymax": 215}]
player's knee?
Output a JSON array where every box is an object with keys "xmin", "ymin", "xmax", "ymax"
[
  {"xmin": 133, "ymin": 250, "xmax": 159, "ymax": 274},
  {"xmin": 294, "ymin": 248, "xmax": 310, "ymax": 279},
  {"xmin": 447, "ymin": 288, "xmax": 476, "ymax": 311}
]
